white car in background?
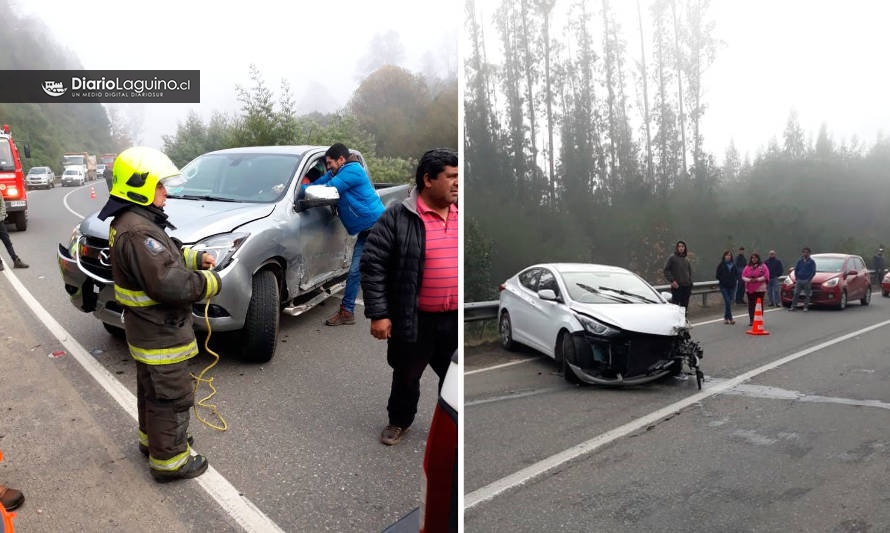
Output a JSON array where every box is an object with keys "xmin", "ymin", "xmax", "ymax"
[
  {"xmin": 498, "ymin": 263, "xmax": 704, "ymax": 388},
  {"xmin": 60, "ymin": 167, "xmax": 86, "ymax": 187}
]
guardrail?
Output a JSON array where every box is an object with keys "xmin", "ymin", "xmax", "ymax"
[{"xmin": 463, "ymin": 279, "xmax": 778, "ymax": 323}]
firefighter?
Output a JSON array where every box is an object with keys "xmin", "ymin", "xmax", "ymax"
[{"xmin": 97, "ymin": 147, "xmax": 221, "ymax": 481}]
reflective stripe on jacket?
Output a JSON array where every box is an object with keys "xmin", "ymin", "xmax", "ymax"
[{"xmin": 109, "ymin": 205, "xmax": 221, "ymax": 365}]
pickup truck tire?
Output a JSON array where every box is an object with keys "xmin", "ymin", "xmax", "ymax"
[
  {"xmin": 240, "ymin": 270, "xmax": 280, "ymax": 363},
  {"xmin": 103, "ymin": 322, "xmax": 126, "ymax": 339}
]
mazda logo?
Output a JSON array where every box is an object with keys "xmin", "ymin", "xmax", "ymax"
[{"xmin": 98, "ymin": 249, "xmax": 111, "ymax": 267}]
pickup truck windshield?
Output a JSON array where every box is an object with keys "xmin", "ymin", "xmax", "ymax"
[{"xmin": 169, "ymin": 152, "xmax": 302, "ymax": 203}]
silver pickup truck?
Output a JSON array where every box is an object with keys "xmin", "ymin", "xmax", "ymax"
[{"xmin": 57, "ymin": 145, "xmax": 410, "ymax": 363}]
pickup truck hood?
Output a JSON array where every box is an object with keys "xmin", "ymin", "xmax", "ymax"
[{"xmin": 80, "ymin": 199, "xmax": 275, "ymax": 243}]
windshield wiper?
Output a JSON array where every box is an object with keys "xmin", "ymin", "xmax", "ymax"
[
  {"xmin": 597, "ymin": 286, "xmax": 658, "ymax": 304},
  {"xmin": 575, "ymin": 283, "xmax": 633, "ymax": 303},
  {"xmin": 169, "ymin": 194, "xmax": 239, "ymax": 202}
]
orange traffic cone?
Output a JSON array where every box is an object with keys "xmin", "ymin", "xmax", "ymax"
[
  {"xmin": 89, "ymin": 185, "xmax": 96, "ymax": 199},
  {"xmin": 746, "ymin": 297, "xmax": 770, "ymax": 336}
]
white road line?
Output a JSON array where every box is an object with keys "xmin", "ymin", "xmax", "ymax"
[
  {"xmin": 465, "ymin": 387, "xmax": 560, "ymax": 407},
  {"xmin": 465, "ymin": 357, "xmax": 541, "ymax": 375},
  {"xmin": 464, "ymin": 318, "xmax": 890, "ymax": 510},
  {"xmin": 724, "ymin": 382, "xmax": 890, "ymax": 410},
  {"xmin": 3, "ymin": 270, "xmax": 285, "ymax": 532}
]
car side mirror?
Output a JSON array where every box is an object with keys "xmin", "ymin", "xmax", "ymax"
[
  {"xmin": 660, "ymin": 291, "xmax": 673, "ymax": 303},
  {"xmin": 538, "ymin": 289, "xmax": 558, "ymax": 301},
  {"xmin": 847, "ymin": 269, "xmax": 858, "ymax": 277},
  {"xmin": 297, "ymin": 184, "xmax": 340, "ymax": 211}
]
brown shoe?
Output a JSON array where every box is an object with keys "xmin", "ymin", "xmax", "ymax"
[
  {"xmin": 380, "ymin": 425, "xmax": 407, "ymax": 446},
  {"xmin": 325, "ymin": 306, "xmax": 355, "ymax": 326},
  {"xmin": 0, "ymin": 485, "xmax": 24, "ymax": 511}
]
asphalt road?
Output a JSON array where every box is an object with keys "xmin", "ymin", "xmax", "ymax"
[
  {"xmin": 1, "ymin": 182, "xmax": 437, "ymax": 532},
  {"xmin": 465, "ymin": 294, "xmax": 890, "ymax": 532}
]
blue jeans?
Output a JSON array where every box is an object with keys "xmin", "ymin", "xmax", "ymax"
[
  {"xmin": 767, "ymin": 278, "xmax": 780, "ymax": 306},
  {"xmin": 341, "ymin": 231, "xmax": 368, "ymax": 313},
  {"xmin": 720, "ymin": 286, "xmax": 734, "ymax": 320}
]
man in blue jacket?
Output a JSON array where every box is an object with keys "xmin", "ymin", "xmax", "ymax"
[
  {"xmin": 310, "ymin": 143, "xmax": 385, "ymax": 326},
  {"xmin": 789, "ymin": 247, "xmax": 816, "ymax": 311}
]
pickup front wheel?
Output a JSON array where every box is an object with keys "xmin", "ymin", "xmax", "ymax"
[{"xmin": 240, "ymin": 270, "xmax": 280, "ymax": 363}]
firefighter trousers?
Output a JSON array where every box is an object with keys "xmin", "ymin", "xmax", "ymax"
[{"xmin": 136, "ymin": 360, "xmax": 194, "ymax": 469}]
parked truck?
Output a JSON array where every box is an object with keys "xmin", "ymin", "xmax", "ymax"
[
  {"xmin": 61, "ymin": 152, "xmax": 97, "ymax": 181},
  {"xmin": 0, "ymin": 123, "xmax": 31, "ymax": 231},
  {"xmin": 99, "ymin": 153, "xmax": 116, "ymax": 187},
  {"xmin": 57, "ymin": 145, "xmax": 410, "ymax": 363}
]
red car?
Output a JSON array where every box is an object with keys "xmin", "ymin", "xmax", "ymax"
[
  {"xmin": 882, "ymin": 271, "xmax": 890, "ymax": 297},
  {"xmin": 781, "ymin": 253, "xmax": 872, "ymax": 310}
]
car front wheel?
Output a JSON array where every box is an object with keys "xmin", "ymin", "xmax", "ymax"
[
  {"xmin": 837, "ymin": 290, "xmax": 847, "ymax": 310},
  {"xmin": 499, "ymin": 310, "xmax": 515, "ymax": 351},
  {"xmin": 239, "ymin": 270, "xmax": 280, "ymax": 363},
  {"xmin": 861, "ymin": 287, "xmax": 871, "ymax": 306},
  {"xmin": 558, "ymin": 331, "xmax": 581, "ymax": 384}
]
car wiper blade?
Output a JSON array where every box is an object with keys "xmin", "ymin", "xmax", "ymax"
[
  {"xmin": 598, "ymin": 286, "xmax": 658, "ymax": 304},
  {"xmin": 576, "ymin": 283, "xmax": 632, "ymax": 303},
  {"xmin": 169, "ymin": 194, "xmax": 239, "ymax": 202}
]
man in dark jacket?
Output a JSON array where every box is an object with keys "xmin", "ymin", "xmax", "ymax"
[
  {"xmin": 789, "ymin": 247, "xmax": 816, "ymax": 311},
  {"xmin": 664, "ymin": 240, "xmax": 693, "ymax": 311},
  {"xmin": 360, "ymin": 148, "xmax": 458, "ymax": 446},
  {"xmin": 734, "ymin": 247, "xmax": 747, "ymax": 304},
  {"xmin": 98, "ymin": 147, "xmax": 221, "ymax": 481},
  {"xmin": 0, "ymin": 195, "xmax": 29, "ymax": 270},
  {"xmin": 764, "ymin": 250, "xmax": 784, "ymax": 306}
]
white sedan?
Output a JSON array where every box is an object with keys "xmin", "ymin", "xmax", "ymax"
[{"xmin": 497, "ymin": 263, "xmax": 703, "ymax": 387}]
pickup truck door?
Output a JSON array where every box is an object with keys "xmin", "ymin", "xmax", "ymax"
[{"xmin": 287, "ymin": 155, "xmax": 354, "ymax": 292}]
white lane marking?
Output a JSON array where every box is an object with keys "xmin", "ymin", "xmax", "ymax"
[
  {"xmin": 724, "ymin": 382, "xmax": 890, "ymax": 410},
  {"xmin": 62, "ymin": 184, "xmax": 90, "ymax": 219},
  {"xmin": 465, "ymin": 357, "xmax": 541, "ymax": 375},
  {"xmin": 465, "ymin": 387, "xmax": 560, "ymax": 407},
  {"xmin": 464, "ymin": 318, "xmax": 890, "ymax": 510},
  {"xmin": 3, "ymin": 270, "xmax": 285, "ymax": 532}
]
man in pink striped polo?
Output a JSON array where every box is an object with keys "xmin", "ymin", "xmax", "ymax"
[{"xmin": 360, "ymin": 148, "xmax": 458, "ymax": 446}]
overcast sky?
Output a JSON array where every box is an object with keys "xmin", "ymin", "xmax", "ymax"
[
  {"xmin": 15, "ymin": 0, "xmax": 459, "ymax": 149},
  {"xmin": 470, "ymin": 0, "xmax": 890, "ymax": 163}
]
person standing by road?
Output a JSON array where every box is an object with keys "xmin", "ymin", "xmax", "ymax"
[
  {"xmin": 0, "ymin": 195, "xmax": 29, "ymax": 270},
  {"xmin": 734, "ymin": 246, "xmax": 747, "ymax": 304},
  {"xmin": 664, "ymin": 240, "xmax": 693, "ymax": 311},
  {"xmin": 741, "ymin": 252, "xmax": 769, "ymax": 326},
  {"xmin": 872, "ymin": 247, "xmax": 885, "ymax": 286},
  {"xmin": 715, "ymin": 249, "xmax": 738, "ymax": 324},
  {"xmin": 789, "ymin": 247, "xmax": 816, "ymax": 311},
  {"xmin": 306, "ymin": 143, "xmax": 385, "ymax": 327},
  {"xmin": 97, "ymin": 147, "xmax": 221, "ymax": 481},
  {"xmin": 360, "ymin": 148, "xmax": 458, "ymax": 446},
  {"xmin": 764, "ymin": 250, "xmax": 784, "ymax": 307}
]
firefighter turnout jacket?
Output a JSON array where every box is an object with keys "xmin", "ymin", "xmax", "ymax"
[{"xmin": 109, "ymin": 205, "xmax": 221, "ymax": 364}]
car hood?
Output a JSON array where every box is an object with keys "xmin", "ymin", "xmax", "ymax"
[
  {"xmin": 80, "ymin": 198, "xmax": 275, "ymax": 243},
  {"xmin": 570, "ymin": 302, "xmax": 688, "ymax": 336},
  {"xmin": 790, "ymin": 272, "xmax": 840, "ymax": 284}
]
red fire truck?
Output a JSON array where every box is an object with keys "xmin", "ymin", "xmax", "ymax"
[{"xmin": 0, "ymin": 124, "xmax": 30, "ymax": 231}]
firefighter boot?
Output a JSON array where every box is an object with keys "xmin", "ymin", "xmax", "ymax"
[{"xmin": 151, "ymin": 454, "xmax": 209, "ymax": 482}]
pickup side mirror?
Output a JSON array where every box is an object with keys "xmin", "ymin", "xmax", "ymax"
[
  {"xmin": 296, "ymin": 184, "xmax": 340, "ymax": 211},
  {"xmin": 660, "ymin": 291, "xmax": 674, "ymax": 303}
]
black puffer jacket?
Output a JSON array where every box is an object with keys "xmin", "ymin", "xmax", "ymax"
[{"xmin": 360, "ymin": 189, "xmax": 425, "ymax": 342}]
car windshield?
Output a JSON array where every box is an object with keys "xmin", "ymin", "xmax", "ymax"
[
  {"xmin": 561, "ymin": 270, "xmax": 660, "ymax": 304},
  {"xmin": 814, "ymin": 257, "xmax": 844, "ymax": 273},
  {"xmin": 0, "ymin": 139, "xmax": 13, "ymax": 171},
  {"xmin": 28, "ymin": 167, "xmax": 48, "ymax": 175},
  {"xmin": 169, "ymin": 152, "xmax": 302, "ymax": 203},
  {"xmin": 64, "ymin": 169, "xmax": 79, "ymax": 175}
]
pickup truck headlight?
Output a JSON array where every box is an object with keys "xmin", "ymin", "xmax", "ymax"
[
  {"xmin": 192, "ymin": 232, "xmax": 249, "ymax": 271},
  {"xmin": 67, "ymin": 225, "xmax": 83, "ymax": 257}
]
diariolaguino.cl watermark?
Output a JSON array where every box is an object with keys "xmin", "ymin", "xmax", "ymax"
[{"xmin": 0, "ymin": 70, "xmax": 200, "ymax": 103}]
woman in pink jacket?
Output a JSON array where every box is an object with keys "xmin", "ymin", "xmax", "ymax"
[{"xmin": 741, "ymin": 252, "xmax": 769, "ymax": 326}]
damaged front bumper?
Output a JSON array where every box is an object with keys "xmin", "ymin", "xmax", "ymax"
[{"xmin": 564, "ymin": 329, "xmax": 703, "ymax": 388}]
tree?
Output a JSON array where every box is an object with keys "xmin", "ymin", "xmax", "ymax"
[
  {"xmin": 783, "ymin": 109, "xmax": 807, "ymax": 159},
  {"xmin": 347, "ymin": 65, "xmax": 430, "ymax": 158}
]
